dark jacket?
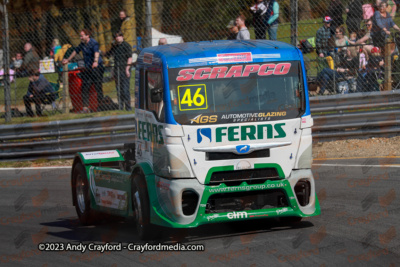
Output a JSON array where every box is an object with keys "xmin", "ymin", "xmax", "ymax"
[
  {"xmin": 26, "ymin": 74, "xmax": 55, "ymax": 96},
  {"xmin": 105, "ymin": 41, "xmax": 132, "ymax": 68},
  {"xmin": 347, "ymin": 0, "xmax": 363, "ymax": 19},
  {"xmin": 264, "ymin": 0, "xmax": 279, "ymax": 27},
  {"xmin": 21, "ymin": 49, "xmax": 40, "ymax": 72}
]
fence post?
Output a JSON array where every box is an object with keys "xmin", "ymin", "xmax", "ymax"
[
  {"xmin": 290, "ymin": 0, "xmax": 298, "ymax": 47},
  {"xmin": 2, "ymin": 0, "xmax": 11, "ymax": 122},
  {"xmin": 62, "ymin": 64, "xmax": 69, "ymax": 113},
  {"xmin": 383, "ymin": 39, "xmax": 391, "ymax": 91},
  {"xmin": 145, "ymin": 0, "xmax": 152, "ymax": 48}
]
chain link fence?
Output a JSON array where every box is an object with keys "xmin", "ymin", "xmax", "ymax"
[{"xmin": 1, "ymin": 0, "xmax": 400, "ymax": 122}]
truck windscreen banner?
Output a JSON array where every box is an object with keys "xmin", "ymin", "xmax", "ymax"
[{"xmin": 168, "ymin": 61, "xmax": 304, "ymax": 125}]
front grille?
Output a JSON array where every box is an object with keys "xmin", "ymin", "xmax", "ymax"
[
  {"xmin": 206, "ymin": 149, "xmax": 270, "ymax": 161},
  {"xmin": 205, "ymin": 189, "xmax": 288, "ymax": 213},
  {"xmin": 209, "ymin": 168, "xmax": 280, "ymax": 186}
]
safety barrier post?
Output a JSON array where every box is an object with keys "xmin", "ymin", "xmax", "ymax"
[
  {"xmin": 383, "ymin": 38, "xmax": 392, "ymax": 91},
  {"xmin": 62, "ymin": 64, "xmax": 70, "ymax": 113}
]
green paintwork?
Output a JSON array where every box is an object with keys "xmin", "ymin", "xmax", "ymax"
[
  {"xmin": 147, "ymin": 178, "xmax": 320, "ymax": 228},
  {"xmin": 80, "ymin": 158, "xmax": 320, "ymax": 228}
]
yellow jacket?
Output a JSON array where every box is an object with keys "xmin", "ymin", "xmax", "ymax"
[
  {"xmin": 54, "ymin": 44, "xmax": 72, "ymax": 62},
  {"xmin": 120, "ymin": 17, "xmax": 134, "ymax": 49}
]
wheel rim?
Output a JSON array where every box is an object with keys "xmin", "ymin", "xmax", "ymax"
[
  {"xmin": 133, "ymin": 191, "xmax": 143, "ymax": 228},
  {"xmin": 76, "ymin": 173, "xmax": 86, "ymax": 214}
]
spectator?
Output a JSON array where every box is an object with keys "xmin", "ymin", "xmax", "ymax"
[
  {"xmin": 158, "ymin": 38, "xmax": 167, "ymax": 45},
  {"xmin": 335, "ymin": 26, "xmax": 355, "ymax": 57},
  {"xmin": 372, "ymin": 1, "xmax": 400, "ymax": 48},
  {"xmin": 316, "ymin": 16, "xmax": 333, "ymax": 57},
  {"xmin": 105, "ymin": 31, "xmax": 133, "ymax": 111},
  {"xmin": 50, "ymin": 39, "xmax": 61, "ymax": 58},
  {"xmin": 376, "ymin": 0, "xmax": 397, "ymax": 18},
  {"xmin": 250, "ymin": 0, "xmax": 267, "ymax": 39},
  {"xmin": 388, "ymin": 0, "xmax": 397, "ymax": 18},
  {"xmin": 20, "ymin": 43, "xmax": 40, "ymax": 77},
  {"xmin": 264, "ymin": 0, "xmax": 280, "ymax": 40},
  {"xmin": 62, "ymin": 29, "xmax": 104, "ymax": 113},
  {"xmin": 10, "ymin": 53, "xmax": 23, "ymax": 70},
  {"xmin": 317, "ymin": 55, "xmax": 358, "ymax": 94},
  {"xmin": 119, "ymin": 9, "xmax": 134, "ymax": 49},
  {"xmin": 327, "ymin": 0, "xmax": 344, "ymax": 35},
  {"xmin": 356, "ymin": 19, "xmax": 375, "ymax": 56},
  {"xmin": 362, "ymin": 53, "xmax": 384, "ymax": 91},
  {"xmin": 226, "ymin": 21, "xmax": 239, "ymax": 40},
  {"xmin": 23, "ymin": 70, "xmax": 55, "ymax": 117},
  {"xmin": 346, "ymin": 0, "xmax": 363, "ymax": 37},
  {"xmin": 236, "ymin": 15, "xmax": 250, "ymax": 40}
]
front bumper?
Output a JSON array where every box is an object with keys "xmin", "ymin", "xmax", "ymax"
[{"xmin": 146, "ymin": 169, "xmax": 320, "ymax": 228}]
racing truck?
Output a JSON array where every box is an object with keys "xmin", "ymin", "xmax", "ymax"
[{"xmin": 71, "ymin": 40, "xmax": 320, "ymax": 240}]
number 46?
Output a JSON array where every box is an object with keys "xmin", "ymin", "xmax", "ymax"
[{"xmin": 181, "ymin": 88, "xmax": 205, "ymax": 107}]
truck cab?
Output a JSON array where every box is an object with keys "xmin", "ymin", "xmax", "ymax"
[{"xmin": 71, "ymin": 40, "xmax": 320, "ymax": 240}]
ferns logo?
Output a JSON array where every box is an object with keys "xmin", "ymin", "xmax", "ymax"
[
  {"xmin": 197, "ymin": 128, "xmax": 212, "ymax": 143},
  {"xmin": 196, "ymin": 123, "xmax": 286, "ymax": 144}
]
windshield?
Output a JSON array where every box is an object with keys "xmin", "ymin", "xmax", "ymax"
[{"xmin": 168, "ymin": 61, "xmax": 304, "ymax": 125}]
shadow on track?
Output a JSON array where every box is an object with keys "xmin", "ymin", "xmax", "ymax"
[{"xmin": 41, "ymin": 216, "xmax": 314, "ymax": 244}]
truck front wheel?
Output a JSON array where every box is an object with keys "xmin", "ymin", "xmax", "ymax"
[
  {"xmin": 73, "ymin": 163, "xmax": 97, "ymax": 225},
  {"xmin": 131, "ymin": 173, "xmax": 159, "ymax": 240}
]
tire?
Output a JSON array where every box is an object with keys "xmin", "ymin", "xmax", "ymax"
[
  {"xmin": 131, "ymin": 173, "xmax": 159, "ymax": 240},
  {"xmin": 279, "ymin": 216, "xmax": 303, "ymax": 224},
  {"xmin": 72, "ymin": 163, "xmax": 97, "ymax": 225}
]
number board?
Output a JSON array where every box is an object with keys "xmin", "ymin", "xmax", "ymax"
[{"xmin": 178, "ymin": 84, "xmax": 208, "ymax": 111}]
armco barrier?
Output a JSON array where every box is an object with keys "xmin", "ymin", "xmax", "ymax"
[
  {"xmin": 0, "ymin": 115, "xmax": 136, "ymax": 161},
  {"xmin": 0, "ymin": 91, "xmax": 399, "ymax": 161}
]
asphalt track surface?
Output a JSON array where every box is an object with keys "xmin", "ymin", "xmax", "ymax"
[{"xmin": 0, "ymin": 158, "xmax": 399, "ymax": 266}]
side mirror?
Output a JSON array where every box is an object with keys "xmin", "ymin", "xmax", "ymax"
[{"xmin": 150, "ymin": 88, "xmax": 163, "ymax": 103}]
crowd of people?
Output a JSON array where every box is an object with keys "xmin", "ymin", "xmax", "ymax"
[
  {"xmin": 5, "ymin": 1, "xmax": 400, "ymax": 117},
  {"xmin": 313, "ymin": 0, "xmax": 400, "ymax": 95},
  {"xmin": 226, "ymin": 0, "xmax": 280, "ymax": 41}
]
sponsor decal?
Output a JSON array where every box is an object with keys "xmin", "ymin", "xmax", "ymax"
[
  {"xmin": 178, "ymin": 84, "xmax": 208, "ymax": 111},
  {"xmin": 276, "ymin": 207, "xmax": 289, "ymax": 215},
  {"xmin": 137, "ymin": 121, "xmax": 164, "ymax": 145},
  {"xmin": 81, "ymin": 151, "xmax": 120, "ymax": 160},
  {"xmin": 92, "ymin": 170, "xmax": 126, "ymax": 184},
  {"xmin": 217, "ymin": 52, "xmax": 252, "ymax": 63},
  {"xmin": 94, "ymin": 186, "xmax": 128, "ymax": 210},
  {"xmin": 176, "ymin": 63, "xmax": 292, "ymax": 82},
  {"xmin": 143, "ymin": 53, "xmax": 153, "ymax": 64},
  {"xmin": 197, "ymin": 128, "xmax": 212, "ymax": 143},
  {"xmin": 190, "ymin": 114, "xmax": 218, "ymax": 124},
  {"xmin": 197, "ymin": 123, "xmax": 286, "ymax": 143},
  {"xmin": 207, "ymin": 214, "xmax": 219, "ymax": 221},
  {"xmin": 208, "ymin": 182, "xmax": 285, "ymax": 193},
  {"xmin": 221, "ymin": 112, "xmax": 287, "ymax": 121},
  {"xmin": 236, "ymin": 145, "xmax": 250, "ymax": 154},
  {"xmin": 227, "ymin": 211, "xmax": 248, "ymax": 219}
]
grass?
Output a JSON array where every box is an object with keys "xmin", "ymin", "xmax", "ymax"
[{"xmin": 0, "ymin": 68, "xmax": 136, "ymax": 108}]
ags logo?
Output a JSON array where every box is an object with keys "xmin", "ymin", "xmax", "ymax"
[
  {"xmin": 190, "ymin": 114, "xmax": 218, "ymax": 124},
  {"xmin": 227, "ymin": 211, "xmax": 248, "ymax": 219}
]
